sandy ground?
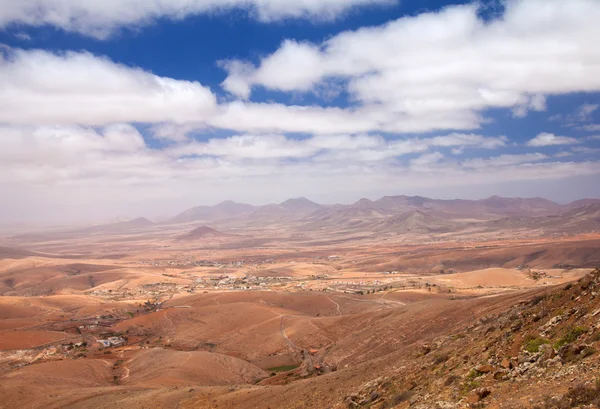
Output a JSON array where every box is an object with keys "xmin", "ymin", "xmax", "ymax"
[{"xmin": 0, "ymin": 221, "xmax": 598, "ymax": 409}]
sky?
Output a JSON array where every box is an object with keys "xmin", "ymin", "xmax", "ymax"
[{"xmin": 0, "ymin": 0, "xmax": 599, "ymax": 223}]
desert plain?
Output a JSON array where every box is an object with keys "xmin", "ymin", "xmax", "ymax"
[{"xmin": 1, "ymin": 195, "xmax": 599, "ymax": 409}]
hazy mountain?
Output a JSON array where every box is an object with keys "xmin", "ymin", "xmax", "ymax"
[
  {"xmin": 167, "ymin": 195, "xmax": 600, "ymax": 228},
  {"xmin": 484, "ymin": 203, "xmax": 600, "ymax": 234},
  {"xmin": 280, "ymin": 197, "xmax": 323, "ymax": 213},
  {"xmin": 169, "ymin": 201, "xmax": 255, "ymax": 224},
  {"xmin": 179, "ymin": 225, "xmax": 231, "ymax": 240}
]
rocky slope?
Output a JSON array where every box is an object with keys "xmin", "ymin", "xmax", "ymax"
[{"xmin": 340, "ymin": 268, "xmax": 600, "ymax": 409}]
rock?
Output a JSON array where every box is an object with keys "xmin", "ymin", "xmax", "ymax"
[
  {"xmin": 466, "ymin": 388, "xmax": 491, "ymax": 403},
  {"xmin": 539, "ymin": 315, "xmax": 563, "ymax": 334},
  {"xmin": 493, "ymin": 370, "xmax": 506, "ymax": 380},
  {"xmin": 421, "ymin": 344, "xmax": 431, "ymax": 355},
  {"xmin": 436, "ymin": 402, "xmax": 458, "ymax": 409},
  {"xmin": 370, "ymin": 391, "xmax": 380, "ymax": 402},
  {"xmin": 500, "ymin": 358, "xmax": 512, "ymax": 369},
  {"xmin": 558, "ymin": 345, "xmax": 571, "ymax": 359},
  {"xmin": 546, "ymin": 356, "xmax": 562, "ymax": 368},
  {"xmin": 475, "ymin": 364, "xmax": 495, "ymax": 374}
]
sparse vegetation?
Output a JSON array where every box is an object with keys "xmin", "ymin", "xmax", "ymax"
[
  {"xmin": 534, "ymin": 380, "xmax": 600, "ymax": 409},
  {"xmin": 553, "ymin": 326, "xmax": 588, "ymax": 349},
  {"xmin": 523, "ymin": 335, "xmax": 549, "ymax": 353},
  {"xmin": 267, "ymin": 365, "xmax": 299, "ymax": 372},
  {"xmin": 433, "ymin": 352, "xmax": 450, "ymax": 365}
]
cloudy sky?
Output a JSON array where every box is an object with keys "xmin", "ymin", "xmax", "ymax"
[{"xmin": 1, "ymin": 0, "xmax": 599, "ymax": 223}]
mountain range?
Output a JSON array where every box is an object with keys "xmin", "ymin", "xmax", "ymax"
[
  {"xmin": 167, "ymin": 195, "xmax": 600, "ymax": 225},
  {"xmin": 19, "ymin": 196, "xmax": 599, "ymax": 237}
]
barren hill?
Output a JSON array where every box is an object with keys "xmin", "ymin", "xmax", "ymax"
[
  {"xmin": 169, "ymin": 201, "xmax": 255, "ymax": 224},
  {"xmin": 377, "ymin": 210, "xmax": 464, "ymax": 234},
  {"xmin": 76, "ymin": 217, "xmax": 154, "ymax": 234},
  {"xmin": 164, "ymin": 195, "xmax": 600, "ymax": 231},
  {"xmin": 179, "ymin": 225, "xmax": 231, "ymax": 239},
  {"xmin": 280, "ymin": 197, "xmax": 323, "ymax": 213},
  {"xmin": 485, "ymin": 203, "xmax": 600, "ymax": 234}
]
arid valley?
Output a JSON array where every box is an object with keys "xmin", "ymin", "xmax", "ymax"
[{"xmin": 1, "ymin": 195, "xmax": 600, "ymax": 409}]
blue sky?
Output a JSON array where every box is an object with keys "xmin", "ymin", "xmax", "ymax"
[{"xmin": 0, "ymin": 0, "xmax": 599, "ymax": 222}]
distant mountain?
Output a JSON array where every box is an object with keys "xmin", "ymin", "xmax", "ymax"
[
  {"xmin": 235, "ymin": 199, "xmax": 323, "ymax": 225},
  {"xmin": 564, "ymin": 198, "xmax": 600, "ymax": 210},
  {"xmin": 76, "ymin": 217, "xmax": 154, "ymax": 234},
  {"xmin": 379, "ymin": 210, "xmax": 462, "ymax": 234},
  {"xmin": 179, "ymin": 225, "xmax": 232, "ymax": 240},
  {"xmin": 166, "ymin": 195, "xmax": 600, "ymax": 229},
  {"xmin": 477, "ymin": 196, "xmax": 563, "ymax": 216},
  {"xmin": 169, "ymin": 201, "xmax": 255, "ymax": 224},
  {"xmin": 280, "ymin": 197, "xmax": 323, "ymax": 213},
  {"xmin": 484, "ymin": 203, "xmax": 600, "ymax": 234}
]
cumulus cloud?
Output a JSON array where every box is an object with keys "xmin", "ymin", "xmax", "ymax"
[
  {"xmin": 164, "ymin": 133, "xmax": 506, "ymax": 161},
  {"xmin": 208, "ymin": 101, "xmax": 484, "ymax": 134},
  {"xmin": 222, "ymin": 0, "xmax": 600, "ymax": 133},
  {"xmin": 526, "ymin": 133, "xmax": 580, "ymax": 147},
  {"xmin": 0, "ymin": 0, "xmax": 395, "ymax": 38},
  {"xmin": 0, "ymin": 49, "xmax": 217, "ymax": 126}
]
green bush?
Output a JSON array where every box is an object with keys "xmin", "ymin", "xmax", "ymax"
[
  {"xmin": 524, "ymin": 337, "xmax": 549, "ymax": 353},
  {"xmin": 553, "ymin": 326, "xmax": 588, "ymax": 349}
]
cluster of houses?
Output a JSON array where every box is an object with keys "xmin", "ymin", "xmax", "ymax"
[
  {"xmin": 138, "ymin": 258, "xmax": 277, "ymax": 268},
  {"xmin": 96, "ymin": 337, "xmax": 126, "ymax": 348}
]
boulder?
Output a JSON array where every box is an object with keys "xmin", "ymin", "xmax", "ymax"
[
  {"xmin": 474, "ymin": 364, "xmax": 495, "ymax": 374},
  {"xmin": 500, "ymin": 358, "xmax": 512, "ymax": 369}
]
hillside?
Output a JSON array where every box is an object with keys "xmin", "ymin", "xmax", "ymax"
[
  {"xmin": 179, "ymin": 225, "xmax": 232, "ymax": 239},
  {"xmin": 169, "ymin": 201, "xmax": 255, "ymax": 224},
  {"xmin": 485, "ymin": 203, "xmax": 600, "ymax": 235},
  {"xmin": 161, "ymin": 196, "xmax": 600, "ymax": 234},
  {"xmin": 329, "ymin": 268, "xmax": 600, "ymax": 409},
  {"xmin": 77, "ymin": 217, "xmax": 154, "ymax": 234}
]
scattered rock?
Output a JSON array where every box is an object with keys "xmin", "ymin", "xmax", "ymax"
[
  {"xmin": 370, "ymin": 391, "xmax": 380, "ymax": 402},
  {"xmin": 466, "ymin": 387, "xmax": 491, "ymax": 403},
  {"xmin": 474, "ymin": 364, "xmax": 494, "ymax": 374},
  {"xmin": 500, "ymin": 358, "xmax": 512, "ymax": 369}
]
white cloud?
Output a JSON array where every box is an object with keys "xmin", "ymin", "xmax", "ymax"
[
  {"xmin": 428, "ymin": 133, "xmax": 507, "ymax": 149},
  {"xmin": 571, "ymin": 146, "xmax": 600, "ymax": 154},
  {"xmin": 165, "ymin": 133, "xmax": 506, "ymax": 161},
  {"xmin": 411, "ymin": 152, "xmax": 444, "ymax": 169},
  {"xmin": 580, "ymin": 125, "xmax": 600, "ymax": 132},
  {"xmin": 0, "ymin": 0, "xmax": 395, "ymax": 38},
  {"xmin": 552, "ymin": 103, "xmax": 599, "ymax": 126},
  {"xmin": 208, "ymin": 101, "xmax": 484, "ymax": 134},
  {"xmin": 0, "ymin": 125, "xmax": 598, "ymax": 222},
  {"xmin": 13, "ymin": 32, "xmax": 31, "ymax": 41},
  {"xmin": 461, "ymin": 153, "xmax": 548, "ymax": 168},
  {"xmin": 526, "ymin": 133, "xmax": 580, "ymax": 147},
  {"xmin": 4, "ymin": 1, "xmax": 599, "ymax": 137},
  {"xmin": 149, "ymin": 123, "xmax": 205, "ymax": 142},
  {"xmin": 222, "ymin": 0, "xmax": 600, "ymax": 133},
  {"xmin": 0, "ymin": 49, "xmax": 217, "ymax": 126},
  {"xmin": 512, "ymin": 94, "xmax": 547, "ymax": 118},
  {"xmin": 577, "ymin": 104, "xmax": 599, "ymax": 121},
  {"xmin": 554, "ymin": 151, "xmax": 573, "ymax": 158}
]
